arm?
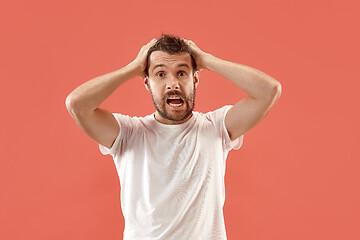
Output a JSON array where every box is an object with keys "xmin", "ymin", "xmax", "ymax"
[
  {"xmin": 65, "ymin": 39, "xmax": 156, "ymax": 149},
  {"xmin": 185, "ymin": 40, "xmax": 282, "ymax": 140}
]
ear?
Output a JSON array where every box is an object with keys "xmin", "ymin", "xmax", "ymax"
[
  {"xmin": 194, "ymin": 71, "xmax": 200, "ymax": 89},
  {"xmin": 144, "ymin": 77, "xmax": 150, "ymax": 91}
]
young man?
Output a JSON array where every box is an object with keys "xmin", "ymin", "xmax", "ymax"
[{"xmin": 66, "ymin": 34, "xmax": 281, "ymax": 239}]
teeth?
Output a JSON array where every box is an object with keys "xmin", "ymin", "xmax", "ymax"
[
  {"xmin": 168, "ymin": 96, "xmax": 181, "ymax": 100},
  {"xmin": 169, "ymin": 103, "xmax": 183, "ymax": 107}
]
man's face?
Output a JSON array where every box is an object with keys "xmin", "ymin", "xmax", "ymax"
[{"xmin": 145, "ymin": 51, "xmax": 199, "ymax": 124}]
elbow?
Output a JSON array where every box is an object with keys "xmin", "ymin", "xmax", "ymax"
[
  {"xmin": 274, "ymin": 82, "xmax": 282, "ymax": 97},
  {"xmin": 65, "ymin": 94, "xmax": 73, "ymax": 111},
  {"xmin": 270, "ymin": 82, "xmax": 282, "ymax": 103},
  {"xmin": 65, "ymin": 93, "xmax": 95, "ymax": 118},
  {"xmin": 263, "ymin": 81, "xmax": 282, "ymax": 102},
  {"xmin": 65, "ymin": 93, "xmax": 81, "ymax": 117}
]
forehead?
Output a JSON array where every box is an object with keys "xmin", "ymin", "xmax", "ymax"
[{"xmin": 149, "ymin": 51, "xmax": 192, "ymax": 71}]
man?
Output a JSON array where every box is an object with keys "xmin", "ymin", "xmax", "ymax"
[{"xmin": 65, "ymin": 34, "xmax": 281, "ymax": 239}]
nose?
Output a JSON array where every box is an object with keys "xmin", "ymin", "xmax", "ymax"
[{"xmin": 166, "ymin": 74, "xmax": 180, "ymax": 90}]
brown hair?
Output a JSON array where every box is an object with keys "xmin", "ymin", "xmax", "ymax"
[{"xmin": 145, "ymin": 34, "xmax": 197, "ymax": 76}]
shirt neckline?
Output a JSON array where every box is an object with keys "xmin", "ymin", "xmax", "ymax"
[{"xmin": 151, "ymin": 111, "xmax": 197, "ymax": 128}]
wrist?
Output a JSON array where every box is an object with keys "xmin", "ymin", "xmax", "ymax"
[
  {"xmin": 127, "ymin": 60, "xmax": 145, "ymax": 77},
  {"xmin": 200, "ymin": 53, "xmax": 215, "ymax": 71}
]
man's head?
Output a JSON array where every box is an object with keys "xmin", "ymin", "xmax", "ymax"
[
  {"xmin": 144, "ymin": 34, "xmax": 199, "ymax": 125},
  {"xmin": 145, "ymin": 34, "xmax": 197, "ymax": 76}
]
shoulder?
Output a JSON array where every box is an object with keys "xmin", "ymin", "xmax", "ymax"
[
  {"xmin": 112, "ymin": 112, "xmax": 155, "ymax": 129},
  {"xmin": 112, "ymin": 112, "xmax": 153, "ymax": 122},
  {"xmin": 192, "ymin": 106, "xmax": 233, "ymax": 130},
  {"xmin": 200, "ymin": 105, "xmax": 233, "ymax": 121}
]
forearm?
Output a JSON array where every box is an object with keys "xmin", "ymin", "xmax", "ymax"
[
  {"xmin": 203, "ymin": 54, "xmax": 281, "ymax": 100},
  {"xmin": 66, "ymin": 61, "xmax": 140, "ymax": 114}
]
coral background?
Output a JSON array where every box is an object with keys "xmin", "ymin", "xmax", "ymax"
[{"xmin": 1, "ymin": 0, "xmax": 359, "ymax": 239}]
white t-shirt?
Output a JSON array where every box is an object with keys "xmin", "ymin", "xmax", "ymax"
[{"xmin": 99, "ymin": 105, "xmax": 244, "ymax": 240}]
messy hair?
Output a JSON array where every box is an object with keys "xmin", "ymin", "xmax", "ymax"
[{"xmin": 145, "ymin": 34, "xmax": 197, "ymax": 76}]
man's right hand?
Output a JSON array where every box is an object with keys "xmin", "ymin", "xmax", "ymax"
[
  {"xmin": 65, "ymin": 38, "xmax": 158, "ymax": 150},
  {"xmin": 131, "ymin": 38, "xmax": 157, "ymax": 78}
]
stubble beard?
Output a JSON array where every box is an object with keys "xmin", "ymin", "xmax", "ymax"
[{"xmin": 149, "ymin": 84, "xmax": 196, "ymax": 123}]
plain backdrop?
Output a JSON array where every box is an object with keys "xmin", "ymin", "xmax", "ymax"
[{"xmin": 1, "ymin": 0, "xmax": 359, "ymax": 239}]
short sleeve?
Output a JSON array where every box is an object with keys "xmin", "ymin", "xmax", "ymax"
[
  {"xmin": 221, "ymin": 105, "xmax": 244, "ymax": 151},
  {"xmin": 208, "ymin": 105, "xmax": 243, "ymax": 151},
  {"xmin": 98, "ymin": 113, "xmax": 132, "ymax": 158}
]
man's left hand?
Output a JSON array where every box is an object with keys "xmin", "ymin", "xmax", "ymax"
[{"xmin": 183, "ymin": 39, "xmax": 211, "ymax": 72}]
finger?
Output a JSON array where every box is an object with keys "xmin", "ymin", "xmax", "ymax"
[
  {"xmin": 149, "ymin": 38, "xmax": 157, "ymax": 44},
  {"xmin": 184, "ymin": 39, "xmax": 195, "ymax": 47},
  {"xmin": 144, "ymin": 38, "xmax": 157, "ymax": 47},
  {"xmin": 183, "ymin": 38, "xmax": 190, "ymax": 44}
]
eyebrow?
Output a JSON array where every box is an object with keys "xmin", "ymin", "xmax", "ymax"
[
  {"xmin": 177, "ymin": 63, "xmax": 190, "ymax": 69},
  {"xmin": 152, "ymin": 63, "xmax": 190, "ymax": 71},
  {"xmin": 152, "ymin": 64, "xmax": 165, "ymax": 71}
]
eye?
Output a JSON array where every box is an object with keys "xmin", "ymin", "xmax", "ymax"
[
  {"xmin": 157, "ymin": 72, "xmax": 165, "ymax": 77},
  {"xmin": 178, "ymin": 71, "xmax": 187, "ymax": 77}
]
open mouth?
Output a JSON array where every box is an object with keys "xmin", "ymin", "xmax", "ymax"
[{"xmin": 166, "ymin": 95, "xmax": 184, "ymax": 107}]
